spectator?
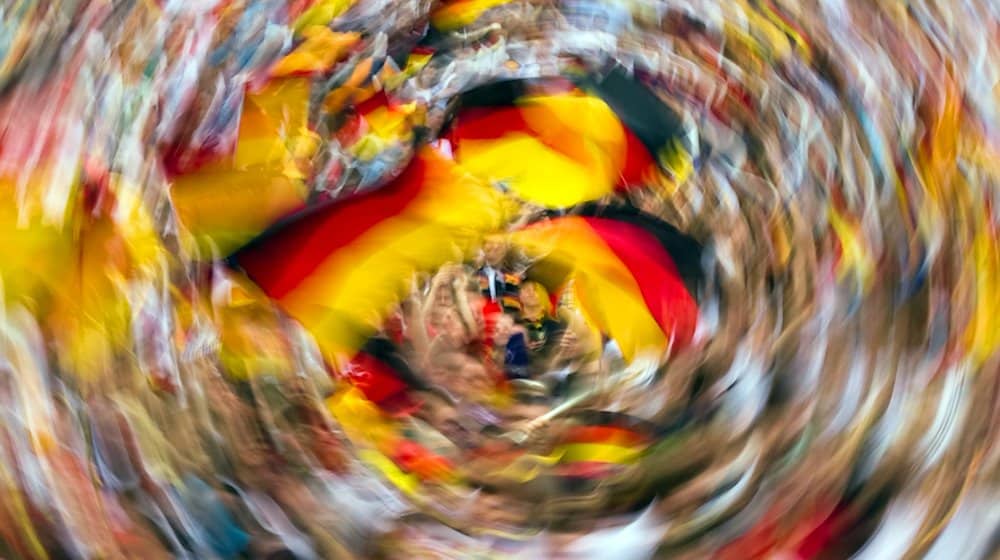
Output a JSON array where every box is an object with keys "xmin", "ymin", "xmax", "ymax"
[
  {"xmin": 421, "ymin": 265, "xmax": 461, "ymax": 340},
  {"xmin": 474, "ymin": 234, "xmax": 523, "ymax": 313},
  {"xmin": 516, "ymin": 281, "xmax": 566, "ymax": 373},
  {"xmin": 491, "ymin": 313, "xmax": 531, "ymax": 380}
]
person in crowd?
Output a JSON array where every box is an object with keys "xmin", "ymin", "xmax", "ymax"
[
  {"xmin": 454, "ymin": 276, "xmax": 488, "ymax": 349},
  {"xmin": 419, "ymin": 352, "xmax": 504, "ymax": 445},
  {"xmin": 421, "ymin": 268, "xmax": 496, "ymax": 362},
  {"xmin": 434, "ymin": 308, "xmax": 473, "ymax": 354},
  {"xmin": 491, "ymin": 312, "xmax": 531, "ymax": 380},
  {"xmin": 542, "ymin": 291, "xmax": 603, "ymax": 397},
  {"xmin": 474, "ymin": 234, "xmax": 523, "ymax": 314},
  {"xmin": 422, "ymin": 266, "xmax": 459, "ymax": 339},
  {"xmin": 516, "ymin": 281, "xmax": 566, "ymax": 374}
]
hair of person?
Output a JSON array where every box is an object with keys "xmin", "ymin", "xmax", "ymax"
[{"xmin": 521, "ymin": 281, "xmax": 552, "ymax": 316}]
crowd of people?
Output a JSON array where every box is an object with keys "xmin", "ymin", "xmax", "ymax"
[
  {"xmin": 324, "ymin": 229, "xmax": 651, "ymax": 511},
  {"xmin": 371, "ymin": 233, "xmax": 615, "ymax": 417},
  {"xmin": 335, "ymin": 230, "xmax": 656, "ymax": 546}
]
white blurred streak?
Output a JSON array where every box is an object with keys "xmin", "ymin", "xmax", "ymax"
[
  {"xmin": 559, "ymin": 505, "xmax": 663, "ymax": 560},
  {"xmin": 853, "ymin": 497, "xmax": 928, "ymax": 560},
  {"xmin": 925, "ymin": 492, "xmax": 1000, "ymax": 560}
]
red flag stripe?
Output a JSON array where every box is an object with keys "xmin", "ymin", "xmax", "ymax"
[
  {"xmin": 237, "ymin": 154, "xmax": 430, "ymax": 298},
  {"xmin": 582, "ymin": 217, "xmax": 699, "ymax": 350}
]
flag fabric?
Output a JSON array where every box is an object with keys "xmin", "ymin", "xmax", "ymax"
[
  {"xmin": 268, "ymin": 28, "xmax": 360, "ymax": 78},
  {"xmin": 551, "ymin": 412, "xmax": 656, "ymax": 480},
  {"xmin": 335, "ymin": 90, "xmax": 425, "ymax": 163},
  {"xmin": 511, "ymin": 204, "xmax": 702, "ymax": 362},
  {"xmin": 234, "ymin": 146, "xmax": 514, "ymax": 361},
  {"xmin": 170, "ymin": 78, "xmax": 318, "ymax": 257},
  {"xmin": 444, "ymin": 73, "xmax": 692, "ymax": 208},
  {"xmin": 575, "ymin": 65, "xmax": 696, "ymax": 187},
  {"xmin": 46, "ymin": 175, "xmax": 167, "ymax": 383},
  {"xmin": 346, "ymin": 336, "xmax": 436, "ymax": 416},
  {"xmin": 447, "ymin": 90, "xmax": 629, "ymax": 208},
  {"xmin": 475, "ymin": 411, "xmax": 657, "ymax": 484},
  {"xmin": 0, "ymin": 184, "xmax": 74, "ymax": 306}
]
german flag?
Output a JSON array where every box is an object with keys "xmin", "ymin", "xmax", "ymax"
[
  {"xmin": 511, "ymin": 203, "xmax": 702, "ymax": 362},
  {"xmin": 332, "ymin": 89, "xmax": 425, "ymax": 163},
  {"xmin": 447, "ymin": 85, "xmax": 629, "ymax": 208},
  {"xmin": 233, "ymin": 146, "xmax": 515, "ymax": 362},
  {"xmin": 169, "ymin": 77, "xmax": 318, "ymax": 258},
  {"xmin": 268, "ymin": 27, "xmax": 360, "ymax": 79},
  {"xmin": 487, "ymin": 411, "xmax": 657, "ymax": 483},
  {"xmin": 323, "ymin": 339, "xmax": 459, "ymax": 490},
  {"xmin": 575, "ymin": 65, "xmax": 697, "ymax": 188},
  {"xmin": 345, "ymin": 335, "xmax": 439, "ymax": 416},
  {"xmin": 0, "ymin": 179, "xmax": 74, "ymax": 307},
  {"xmin": 552, "ymin": 412, "xmax": 656, "ymax": 480},
  {"xmin": 443, "ymin": 71, "xmax": 693, "ymax": 208},
  {"xmin": 325, "ymin": 386, "xmax": 458, "ymax": 494}
]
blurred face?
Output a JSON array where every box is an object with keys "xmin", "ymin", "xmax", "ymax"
[
  {"xmin": 519, "ymin": 284, "xmax": 540, "ymax": 310},
  {"xmin": 441, "ymin": 309, "xmax": 467, "ymax": 347},
  {"xmin": 483, "ymin": 236, "xmax": 507, "ymax": 267},
  {"xmin": 428, "ymin": 397, "xmax": 457, "ymax": 426},
  {"xmin": 434, "ymin": 285, "xmax": 455, "ymax": 308},
  {"xmin": 493, "ymin": 314, "xmax": 515, "ymax": 346}
]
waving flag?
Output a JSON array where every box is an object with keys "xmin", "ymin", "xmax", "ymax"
[
  {"xmin": 576, "ymin": 65, "xmax": 696, "ymax": 188},
  {"xmin": 269, "ymin": 28, "xmax": 360, "ymax": 78},
  {"xmin": 170, "ymin": 78, "xmax": 317, "ymax": 257},
  {"xmin": 511, "ymin": 204, "xmax": 702, "ymax": 361},
  {"xmin": 234, "ymin": 146, "xmax": 514, "ymax": 361},
  {"xmin": 0, "ymin": 187, "xmax": 73, "ymax": 306},
  {"xmin": 444, "ymin": 72, "xmax": 692, "ymax": 208},
  {"xmin": 448, "ymin": 88, "xmax": 629, "ymax": 208},
  {"xmin": 289, "ymin": 0, "xmax": 357, "ymax": 34},
  {"xmin": 552, "ymin": 412, "xmax": 657, "ymax": 480}
]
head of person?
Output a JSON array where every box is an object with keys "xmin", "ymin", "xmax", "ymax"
[
  {"xmin": 519, "ymin": 281, "xmax": 550, "ymax": 319},
  {"xmin": 433, "ymin": 282, "xmax": 456, "ymax": 309},
  {"xmin": 493, "ymin": 313, "xmax": 516, "ymax": 347},
  {"xmin": 439, "ymin": 308, "xmax": 469, "ymax": 349},
  {"xmin": 482, "ymin": 234, "xmax": 509, "ymax": 268}
]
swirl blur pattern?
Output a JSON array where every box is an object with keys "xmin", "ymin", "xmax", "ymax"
[{"xmin": 0, "ymin": 0, "xmax": 998, "ymax": 559}]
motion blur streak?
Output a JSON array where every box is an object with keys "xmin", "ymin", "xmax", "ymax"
[{"xmin": 0, "ymin": 1, "xmax": 997, "ymax": 559}]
